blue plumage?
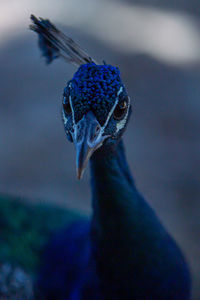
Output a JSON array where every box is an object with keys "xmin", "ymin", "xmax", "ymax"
[
  {"xmin": 35, "ymin": 221, "xmax": 101, "ymax": 300},
  {"xmin": 30, "ymin": 16, "xmax": 191, "ymax": 299},
  {"xmin": 90, "ymin": 141, "xmax": 191, "ymax": 299},
  {"xmin": 69, "ymin": 63, "xmax": 123, "ymax": 124}
]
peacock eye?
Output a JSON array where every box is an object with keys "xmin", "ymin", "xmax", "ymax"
[
  {"xmin": 63, "ymin": 96, "xmax": 72, "ymax": 115},
  {"xmin": 113, "ymin": 99, "xmax": 128, "ymax": 120}
]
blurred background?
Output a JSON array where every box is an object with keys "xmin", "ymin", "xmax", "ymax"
[{"xmin": 0, "ymin": 0, "xmax": 199, "ymax": 298}]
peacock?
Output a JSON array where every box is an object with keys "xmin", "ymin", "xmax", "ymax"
[
  {"xmin": 29, "ymin": 15, "xmax": 191, "ymax": 299},
  {"xmin": 0, "ymin": 14, "xmax": 191, "ymax": 300}
]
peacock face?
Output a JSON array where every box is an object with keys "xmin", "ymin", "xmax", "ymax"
[{"xmin": 62, "ymin": 63, "xmax": 131, "ymax": 178}]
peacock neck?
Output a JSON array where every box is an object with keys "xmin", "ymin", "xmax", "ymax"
[
  {"xmin": 90, "ymin": 139, "xmax": 134, "ymax": 202},
  {"xmin": 89, "ymin": 139, "xmax": 190, "ymax": 299},
  {"xmin": 89, "ymin": 139, "xmax": 158, "ymax": 297},
  {"xmin": 89, "ymin": 139, "xmax": 158, "ymax": 238}
]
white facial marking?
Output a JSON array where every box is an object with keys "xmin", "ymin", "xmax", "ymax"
[
  {"xmin": 101, "ymin": 86, "xmax": 123, "ymax": 132},
  {"xmin": 66, "ymin": 83, "xmax": 77, "ymax": 138},
  {"xmin": 65, "ymin": 84, "xmax": 129, "ymax": 144},
  {"xmin": 117, "ymin": 86, "xmax": 124, "ymax": 97},
  {"xmin": 68, "ymin": 94, "xmax": 75, "ymax": 124},
  {"xmin": 63, "ymin": 83, "xmax": 76, "ymax": 134},
  {"xmin": 76, "ymin": 86, "xmax": 124, "ymax": 149},
  {"xmin": 67, "ymin": 83, "xmax": 75, "ymax": 124},
  {"xmin": 62, "ymin": 109, "xmax": 68, "ymax": 126},
  {"xmin": 116, "ymin": 96, "xmax": 130, "ymax": 134}
]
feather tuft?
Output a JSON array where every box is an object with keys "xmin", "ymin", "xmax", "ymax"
[{"xmin": 30, "ymin": 14, "xmax": 97, "ymax": 66}]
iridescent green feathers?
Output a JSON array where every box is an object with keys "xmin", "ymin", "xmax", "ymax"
[{"xmin": 0, "ymin": 195, "xmax": 80, "ymax": 273}]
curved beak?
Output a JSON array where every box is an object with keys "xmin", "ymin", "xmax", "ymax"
[{"xmin": 73, "ymin": 111, "xmax": 108, "ymax": 179}]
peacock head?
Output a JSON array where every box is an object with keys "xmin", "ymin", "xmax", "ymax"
[
  {"xmin": 62, "ymin": 63, "xmax": 131, "ymax": 179},
  {"xmin": 29, "ymin": 16, "xmax": 132, "ymax": 179}
]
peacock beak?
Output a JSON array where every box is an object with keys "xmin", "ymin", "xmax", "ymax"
[{"xmin": 74, "ymin": 111, "xmax": 108, "ymax": 179}]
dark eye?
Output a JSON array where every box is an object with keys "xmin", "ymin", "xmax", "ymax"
[
  {"xmin": 63, "ymin": 96, "xmax": 72, "ymax": 115},
  {"xmin": 113, "ymin": 99, "xmax": 128, "ymax": 120}
]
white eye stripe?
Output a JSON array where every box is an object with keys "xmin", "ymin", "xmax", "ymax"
[
  {"xmin": 101, "ymin": 86, "xmax": 124, "ymax": 132},
  {"xmin": 68, "ymin": 94, "xmax": 75, "ymax": 124},
  {"xmin": 115, "ymin": 96, "xmax": 130, "ymax": 134},
  {"xmin": 68, "ymin": 84, "xmax": 77, "ymax": 124},
  {"xmin": 68, "ymin": 85, "xmax": 123, "ymax": 128},
  {"xmin": 63, "ymin": 84, "xmax": 74, "ymax": 125},
  {"xmin": 117, "ymin": 86, "xmax": 123, "ymax": 97},
  {"xmin": 62, "ymin": 109, "xmax": 68, "ymax": 125},
  {"xmin": 64, "ymin": 85, "xmax": 128, "ymax": 135},
  {"xmin": 63, "ymin": 84, "xmax": 76, "ymax": 135},
  {"xmin": 101, "ymin": 99, "xmax": 118, "ymax": 131}
]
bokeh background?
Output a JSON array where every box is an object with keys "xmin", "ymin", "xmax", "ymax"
[{"xmin": 0, "ymin": 0, "xmax": 199, "ymax": 298}]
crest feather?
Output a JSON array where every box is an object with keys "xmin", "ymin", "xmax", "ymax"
[{"xmin": 30, "ymin": 15, "xmax": 97, "ymax": 66}]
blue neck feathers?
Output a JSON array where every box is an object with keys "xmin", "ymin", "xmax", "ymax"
[{"xmin": 90, "ymin": 140, "xmax": 191, "ymax": 299}]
